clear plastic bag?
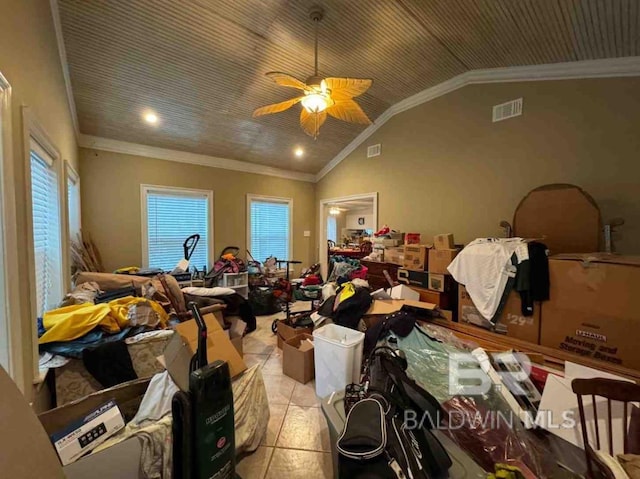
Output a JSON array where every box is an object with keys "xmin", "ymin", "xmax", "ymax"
[{"xmin": 395, "ymin": 325, "xmax": 551, "ymax": 477}]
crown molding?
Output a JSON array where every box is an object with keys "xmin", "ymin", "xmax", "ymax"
[
  {"xmin": 315, "ymin": 56, "xmax": 640, "ymax": 181},
  {"xmin": 50, "ymin": 0, "xmax": 80, "ymax": 140},
  {"xmin": 78, "ymin": 134, "xmax": 316, "ymax": 182}
]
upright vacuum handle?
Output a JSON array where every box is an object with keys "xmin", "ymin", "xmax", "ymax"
[{"xmin": 188, "ymin": 302, "xmax": 208, "ymax": 371}]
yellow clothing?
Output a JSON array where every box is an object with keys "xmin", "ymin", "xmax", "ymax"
[{"xmin": 39, "ymin": 296, "xmax": 168, "ymax": 344}]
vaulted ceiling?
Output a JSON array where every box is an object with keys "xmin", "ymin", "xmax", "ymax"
[{"xmin": 57, "ymin": 0, "xmax": 640, "ymax": 174}]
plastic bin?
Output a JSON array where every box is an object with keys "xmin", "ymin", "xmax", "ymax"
[{"xmin": 313, "ymin": 324, "xmax": 365, "ymax": 398}]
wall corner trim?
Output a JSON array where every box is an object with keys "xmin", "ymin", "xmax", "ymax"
[
  {"xmin": 78, "ymin": 134, "xmax": 317, "ymax": 182},
  {"xmin": 314, "ymin": 56, "xmax": 640, "ymax": 182}
]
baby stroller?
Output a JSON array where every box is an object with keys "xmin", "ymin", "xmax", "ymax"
[{"xmin": 204, "ymin": 246, "xmax": 246, "ymax": 287}]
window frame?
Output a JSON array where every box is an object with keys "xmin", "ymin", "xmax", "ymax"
[
  {"xmin": 65, "ymin": 160, "xmax": 81, "ymax": 241},
  {"xmin": 140, "ymin": 184, "xmax": 214, "ymax": 270},
  {"xmin": 23, "ymin": 106, "xmax": 66, "ymax": 379},
  {"xmin": 246, "ymin": 194, "xmax": 293, "ymax": 262},
  {"xmin": 0, "ymin": 73, "xmax": 24, "ymax": 389}
]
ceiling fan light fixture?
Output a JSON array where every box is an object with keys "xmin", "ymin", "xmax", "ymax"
[
  {"xmin": 329, "ymin": 207, "xmax": 341, "ymax": 216},
  {"xmin": 301, "ymin": 92, "xmax": 329, "ymax": 113}
]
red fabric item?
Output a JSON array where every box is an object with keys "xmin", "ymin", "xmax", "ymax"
[
  {"xmin": 302, "ymin": 275, "xmax": 321, "ymax": 286},
  {"xmin": 374, "ymin": 226, "xmax": 390, "ymax": 237},
  {"xmin": 350, "ymin": 266, "xmax": 369, "ymax": 280}
]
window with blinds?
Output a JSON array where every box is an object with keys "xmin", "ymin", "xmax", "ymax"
[
  {"xmin": 143, "ymin": 187, "xmax": 211, "ymax": 271},
  {"xmin": 30, "ymin": 142, "xmax": 63, "ymax": 317},
  {"xmin": 248, "ymin": 196, "xmax": 291, "ymax": 262}
]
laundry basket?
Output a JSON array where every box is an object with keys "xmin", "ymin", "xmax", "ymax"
[{"xmin": 313, "ymin": 324, "xmax": 365, "ymax": 399}]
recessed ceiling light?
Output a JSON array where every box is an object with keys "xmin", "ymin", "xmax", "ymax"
[
  {"xmin": 294, "ymin": 147, "xmax": 304, "ymax": 157},
  {"xmin": 144, "ymin": 112, "xmax": 158, "ymax": 124}
]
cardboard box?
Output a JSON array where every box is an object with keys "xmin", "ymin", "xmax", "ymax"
[
  {"xmin": 458, "ymin": 285, "xmax": 541, "ymax": 344},
  {"xmin": 397, "ymin": 268, "xmax": 429, "ymax": 288},
  {"xmin": 540, "ymin": 255, "xmax": 640, "ymax": 371},
  {"xmin": 38, "ymin": 378, "xmax": 151, "ymax": 478},
  {"xmin": 428, "ymin": 273, "xmax": 454, "ymax": 293},
  {"xmin": 410, "ymin": 286, "xmax": 456, "ymax": 311},
  {"xmin": 433, "ymin": 233, "xmax": 454, "ymax": 250},
  {"xmin": 373, "ymin": 238, "xmax": 401, "ymax": 247},
  {"xmin": 283, "ymin": 333, "xmax": 315, "ymax": 384},
  {"xmin": 384, "ymin": 246, "xmax": 404, "ymax": 266},
  {"xmin": 50, "ymin": 400, "xmax": 125, "ymax": 466},
  {"xmin": 362, "ymin": 299, "xmax": 437, "ymax": 329},
  {"xmin": 428, "ymin": 248, "xmax": 459, "ymax": 274},
  {"xmin": 403, "ymin": 245, "xmax": 431, "ymax": 271},
  {"xmin": 161, "ymin": 312, "xmax": 247, "ymax": 392},
  {"xmin": 226, "ymin": 316, "xmax": 246, "ymax": 357},
  {"xmin": 277, "ymin": 320, "xmax": 313, "ymax": 349}
]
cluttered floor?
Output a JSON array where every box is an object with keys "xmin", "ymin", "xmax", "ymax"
[{"xmin": 237, "ymin": 302, "xmax": 332, "ymax": 479}]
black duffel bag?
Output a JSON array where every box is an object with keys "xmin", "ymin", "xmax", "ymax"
[{"xmin": 338, "ymin": 347, "xmax": 452, "ymax": 479}]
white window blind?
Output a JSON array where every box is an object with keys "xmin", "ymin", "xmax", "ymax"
[
  {"xmin": 144, "ymin": 188, "xmax": 210, "ymax": 271},
  {"xmin": 249, "ymin": 198, "xmax": 291, "ymax": 262},
  {"xmin": 67, "ymin": 174, "xmax": 80, "ymax": 241},
  {"xmin": 327, "ymin": 215, "xmax": 337, "ymax": 243},
  {"xmin": 30, "ymin": 144, "xmax": 62, "ymax": 317}
]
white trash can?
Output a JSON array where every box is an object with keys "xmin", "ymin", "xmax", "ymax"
[{"xmin": 313, "ymin": 324, "xmax": 365, "ymax": 399}]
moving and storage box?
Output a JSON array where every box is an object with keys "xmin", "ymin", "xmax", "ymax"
[
  {"xmin": 540, "ymin": 255, "xmax": 640, "ymax": 371},
  {"xmin": 458, "ymin": 285, "xmax": 541, "ymax": 344},
  {"xmin": 434, "ymin": 233, "xmax": 454, "ymax": 250},
  {"xmin": 283, "ymin": 334, "xmax": 315, "ymax": 383},
  {"xmin": 161, "ymin": 312, "xmax": 247, "ymax": 391},
  {"xmin": 429, "ymin": 249, "xmax": 459, "ymax": 274},
  {"xmin": 384, "ymin": 246, "xmax": 405, "ymax": 266},
  {"xmin": 277, "ymin": 320, "xmax": 313, "ymax": 349},
  {"xmin": 403, "ymin": 245, "xmax": 431, "ymax": 271}
]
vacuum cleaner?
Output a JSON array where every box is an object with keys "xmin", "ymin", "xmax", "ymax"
[{"xmin": 172, "ymin": 302, "xmax": 239, "ymax": 479}]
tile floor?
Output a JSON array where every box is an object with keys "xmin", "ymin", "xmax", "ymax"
[{"xmin": 236, "ymin": 304, "xmax": 333, "ymax": 479}]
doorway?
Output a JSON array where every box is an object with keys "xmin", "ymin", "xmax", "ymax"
[{"xmin": 318, "ymin": 192, "xmax": 378, "ymax": 280}]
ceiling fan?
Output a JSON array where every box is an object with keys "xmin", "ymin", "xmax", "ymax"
[{"xmin": 252, "ymin": 5, "xmax": 372, "ymax": 139}]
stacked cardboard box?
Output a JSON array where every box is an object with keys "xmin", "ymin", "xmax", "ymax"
[
  {"xmin": 400, "ymin": 234, "xmax": 460, "ymax": 314},
  {"xmin": 384, "ymin": 246, "xmax": 404, "ymax": 266}
]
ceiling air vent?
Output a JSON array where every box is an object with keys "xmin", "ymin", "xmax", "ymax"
[
  {"xmin": 492, "ymin": 98, "xmax": 523, "ymax": 122},
  {"xmin": 367, "ymin": 144, "xmax": 381, "ymax": 158}
]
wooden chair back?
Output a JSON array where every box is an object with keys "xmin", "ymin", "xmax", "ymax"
[{"xmin": 571, "ymin": 377, "xmax": 640, "ymax": 478}]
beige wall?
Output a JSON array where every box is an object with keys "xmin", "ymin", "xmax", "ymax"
[
  {"xmin": 316, "ymin": 77, "xmax": 640, "ymax": 255},
  {"xmin": 1, "ymin": 0, "xmax": 79, "ymax": 393},
  {"xmin": 80, "ymin": 148, "xmax": 316, "ymax": 272}
]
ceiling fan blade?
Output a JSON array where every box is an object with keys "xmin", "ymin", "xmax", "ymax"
[
  {"xmin": 324, "ymin": 77, "xmax": 372, "ymax": 100},
  {"xmin": 326, "ymin": 99, "xmax": 371, "ymax": 125},
  {"xmin": 266, "ymin": 72, "xmax": 312, "ymax": 91},
  {"xmin": 300, "ymin": 108, "xmax": 327, "ymax": 139},
  {"xmin": 252, "ymin": 96, "xmax": 303, "ymax": 117}
]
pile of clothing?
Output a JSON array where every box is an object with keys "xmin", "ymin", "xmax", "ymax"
[
  {"xmin": 39, "ymin": 281, "xmax": 171, "ymax": 388},
  {"xmin": 316, "ymin": 280, "xmax": 372, "ymax": 329}
]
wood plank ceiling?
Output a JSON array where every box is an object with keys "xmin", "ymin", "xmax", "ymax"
[{"xmin": 58, "ymin": 0, "xmax": 640, "ymax": 174}]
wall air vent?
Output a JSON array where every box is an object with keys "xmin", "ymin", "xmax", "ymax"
[
  {"xmin": 492, "ymin": 98, "xmax": 523, "ymax": 122},
  {"xmin": 367, "ymin": 144, "xmax": 381, "ymax": 158}
]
